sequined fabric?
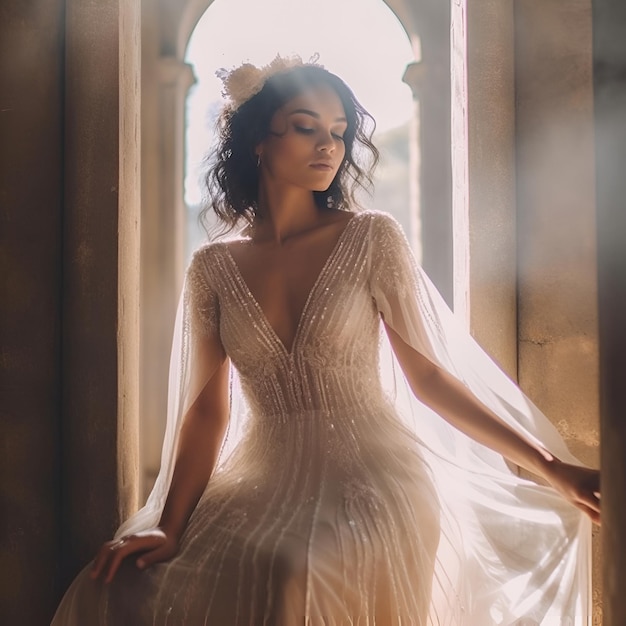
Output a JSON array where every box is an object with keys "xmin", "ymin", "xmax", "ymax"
[
  {"xmin": 52, "ymin": 210, "xmax": 591, "ymax": 625},
  {"xmin": 177, "ymin": 210, "xmax": 440, "ymax": 623}
]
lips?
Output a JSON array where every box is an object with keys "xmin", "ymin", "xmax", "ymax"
[{"xmin": 310, "ymin": 161, "xmax": 334, "ymax": 171}]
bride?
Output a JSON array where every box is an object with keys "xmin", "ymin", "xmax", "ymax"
[{"xmin": 52, "ymin": 56, "xmax": 600, "ymax": 625}]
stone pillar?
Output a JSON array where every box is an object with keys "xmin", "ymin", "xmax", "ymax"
[
  {"xmin": 62, "ymin": 0, "xmax": 141, "ymax": 584},
  {"xmin": 157, "ymin": 56, "xmax": 195, "ymax": 286},
  {"xmin": 0, "ymin": 0, "xmax": 140, "ymax": 622},
  {"xmin": 403, "ymin": 39, "xmax": 454, "ymax": 308},
  {"xmin": 0, "ymin": 2, "xmax": 64, "ymax": 623},
  {"xmin": 139, "ymin": 0, "xmax": 162, "ymax": 500},
  {"xmin": 450, "ymin": 0, "xmax": 518, "ymax": 377},
  {"xmin": 515, "ymin": 0, "xmax": 598, "ymax": 460},
  {"xmin": 400, "ymin": 61, "xmax": 423, "ymax": 263},
  {"xmin": 514, "ymin": 1, "xmax": 600, "ymax": 620},
  {"xmin": 592, "ymin": 1, "xmax": 626, "ymax": 623},
  {"xmin": 451, "ymin": 0, "xmax": 601, "ymax": 618},
  {"xmin": 140, "ymin": 56, "xmax": 195, "ymax": 497}
]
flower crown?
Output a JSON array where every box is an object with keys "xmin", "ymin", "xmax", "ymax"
[{"xmin": 216, "ymin": 53, "xmax": 324, "ymax": 111}]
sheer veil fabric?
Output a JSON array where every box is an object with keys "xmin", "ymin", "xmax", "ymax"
[{"xmin": 52, "ymin": 209, "xmax": 591, "ymax": 625}]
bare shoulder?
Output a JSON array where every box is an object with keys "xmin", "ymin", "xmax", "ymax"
[
  {"xmin": 314, "ymin": 208, "xmax": 361, "ymax": 238},
  {"xmin": 328, "ymin": 208, "xmax": 360, "ymax": 227},
  {"xmin": 313, "ymin": 208, "xmax": 377, "ymax": 237},
  {"xmin": 223, "ymin": 209, "xmax": 364, "ymax": 255}
]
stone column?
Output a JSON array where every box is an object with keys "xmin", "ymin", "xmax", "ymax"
[
  {"xmin": 450, "ymin": 0, "xmax": 518, "ymax": 377},
  {"xmin": 403, "ymin": 47, "xmax": 454, "ymax": 308},
  {"xmin": 0, "ymin": 2, "xmax": 64, "ymax": 623},
  {"xmin": 0, "ymin": 0, "xmax": 141, "ymax": 622},
  {"xmin": 514, "ymin": 1, "xmax": 600, "ymax": 620},
  {"xmin": 62, "ymin": 0, "xmax": 141, "ymax": 584},
  {"xmin": 451, "ymin": 1, "xmax": 601, "ymax": 618},
  {"xmin": 593, "ymin": 1, "xmax": 626, "ymax": 623},
  {"xmin": 140, "ymin": 56, "xmax": 195, "ymax": 497}
]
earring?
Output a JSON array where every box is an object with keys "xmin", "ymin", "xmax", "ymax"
[
  {"xmin": 256, "ymin": 154, "xmax": 261, "ymax": 167},
  {"xmin": 326, "ymin": 195, "xmax": 334, "ymax": 209}
]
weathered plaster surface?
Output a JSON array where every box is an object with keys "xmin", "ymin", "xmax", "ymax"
[{"xmin": 515, "ymin": 0, "xmax": 601, "ymax": 620}]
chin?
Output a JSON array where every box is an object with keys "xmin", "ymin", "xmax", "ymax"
[{"xmin": 308, "ymin": 175, "xmax": 337, "ymax": 191}]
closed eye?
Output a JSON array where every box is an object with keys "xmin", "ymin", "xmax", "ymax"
[{"xmin": 294, "ymin": 125, "xmax": 344, "ymax": 141}]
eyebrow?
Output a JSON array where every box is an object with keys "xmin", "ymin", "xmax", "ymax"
[{"xmin": 288, "ymin": 108, "xmax": 347, "ymax": 123}]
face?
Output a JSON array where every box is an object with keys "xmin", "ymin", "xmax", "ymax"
[{"xmin": 256, "ymin": 84, "xmax": 348, "ymax": 193}]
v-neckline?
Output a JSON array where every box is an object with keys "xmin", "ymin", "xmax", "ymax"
[{"xmin": 221, "ymin": 212, "xmax": 361, "ymax": 357}]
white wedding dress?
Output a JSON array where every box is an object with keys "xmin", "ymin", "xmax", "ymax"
[{"xmin": 52, "ymin": 209, "xmax": 591, "ymax": 625}]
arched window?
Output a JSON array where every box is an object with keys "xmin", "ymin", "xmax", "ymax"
[{"xmin": 183, "ymin": 0, "xmax": 417, "ymax": 260}]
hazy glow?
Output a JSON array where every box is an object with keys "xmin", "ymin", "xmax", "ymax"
[{"xmin": 184, "ymin": 0, "xmax": 415, "ymax": 205}]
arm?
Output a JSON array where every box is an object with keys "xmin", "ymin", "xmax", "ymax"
[
  {"xmin": 384, "ymin": 318, "xmax": 600, "ymax": 524},
  {"xmin": 156, "ymin": 348, "xmax": 230, "ymax": 541},
  {"xmin": 91, "ymin": 336, "xmax": 229, "ymax": 583},
  {"xmin": 92, "ymin": 249, "xmax": 230, "ymax": 582},
  {"xmin": 368, "ymin": 211, "xmax": 600, "ymax": 525}
]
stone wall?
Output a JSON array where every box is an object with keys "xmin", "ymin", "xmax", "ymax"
[
  {"xmin": 0, "ymin": 1, "xmax": 141, "ymax": 623},
  {"xmin": 593, "ymin": 1, "xmax": 626, "ymax": 623},
  {"xmin": 451, "ymin": 0, "xmax": 518, "ymax": 378},
  {"xmin": 0, "ymin": 2, "xmax": 65, "ymax": 623},
  {"xmin": 514, "ymin": 2, "xmax": 601, "ymax": 619},
  {"xmin": 452, "ymin": 0, "xmax": 601, "ymax": 621}
]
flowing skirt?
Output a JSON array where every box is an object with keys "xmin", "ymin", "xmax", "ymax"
[{"xmin": 53, "ymin": 406, "xmax": 443, "ymax": 625}]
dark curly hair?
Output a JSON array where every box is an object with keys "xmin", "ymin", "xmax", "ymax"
[{"xmin": 201, "ymin": 64, "xmax": 379, "ymax": 236}]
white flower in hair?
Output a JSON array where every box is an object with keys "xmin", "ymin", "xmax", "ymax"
[{"xmin": 216, "ymin": 53, "xmax": 324, "ymax": 111}]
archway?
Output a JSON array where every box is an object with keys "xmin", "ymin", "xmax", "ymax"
[
  {"xmin": 138, "ymin": 0, "xmax": 453, "ymax": 498},
  {"xmin": 183, "ymin": 0, "xmax": 417, "ymax": 257}
]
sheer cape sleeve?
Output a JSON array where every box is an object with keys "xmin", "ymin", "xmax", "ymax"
[
  {"xmin": 368, "ymin": 211, "xmax": 591, "ymax": 625},
  {"xmin": 114, "ymin": 245, "xmax": 241, "ymax": 539},
  {"xmin": 112, "ymin": 213, "xmax": 591, "ymax": 624}
]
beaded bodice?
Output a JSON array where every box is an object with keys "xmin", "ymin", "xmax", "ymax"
[{"xmin": 188, "ymin": 210, "xmax": 391, "ymax": 422}]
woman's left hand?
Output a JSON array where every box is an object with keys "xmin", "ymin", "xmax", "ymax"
[{"xmin": 544, "ymin": 460, "xmax": 601, "ymax": 525}]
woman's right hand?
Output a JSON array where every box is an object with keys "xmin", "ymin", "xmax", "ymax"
[{"xmin": 90, "ymin": 528, "xmax": 180, "ymax": 584}]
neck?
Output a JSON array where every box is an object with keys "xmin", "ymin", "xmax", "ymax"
[{"xmin": 253, "ymin": 180, "xmax": 323, "ymax": 245}]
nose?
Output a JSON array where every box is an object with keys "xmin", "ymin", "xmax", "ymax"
[{"xmin": 316, "ymin": 130, "xmax": 335, "ymax": 153}]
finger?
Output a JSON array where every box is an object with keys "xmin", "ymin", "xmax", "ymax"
[
  {"xmin": 579, "ymin": 501, "xmax": 600, "ymax": 524},
  {"xmin": 578, "ymin": 489, "xmax": 601, "ymax": 515},
  {"xmin": 91, "ymin": 540, "xmax": 121, "ymax": 579},
  {"xmin": 104, "ymin": 536, "xmax": 165, "ymax": 583},
  {"xmin": 136, "ymin": 544, "xmax": 176, "ymax": 570},
  {"xmin": 575, "ymin": 501, "xmax": 601, "ymax": 526},
  {"xmin": 103, "ymin": 540, "xmax": 137, "ymax": 584}
]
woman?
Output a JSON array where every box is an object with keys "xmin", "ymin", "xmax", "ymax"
[{"xmin": 53, "ymin": 56, "xmax": 600, "ymax": 625}]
